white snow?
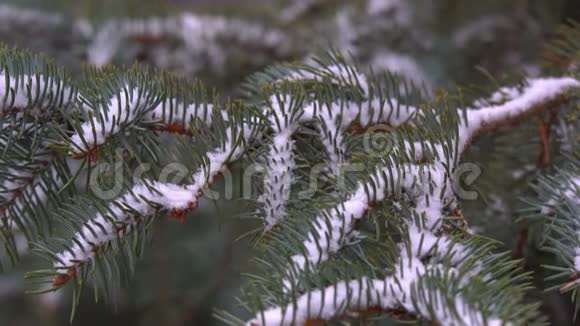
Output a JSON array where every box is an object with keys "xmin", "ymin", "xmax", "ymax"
[
  {"xmin": 56, "ymin": 113, "xmax": 253, "ymax": 270},
  {"xmin": 280, "ymin": 0, "xmax": 319, "ymax": 24},
  {"xmin": 367, "ymin": 0, "xmax": 411, "ymax": 26},
  {"xmin": 259, "ymin": 95, "xmax": 300, "ymax": 227},
  {"xmin": 459, "ymin": 77, "xmax": 580, "ymax": 153},
  {"xmin": 54, "ymin": 181, "xmax": 196, "ymax": 269},
  {"xmin": 0, "ymin": 73, "xmax": 72, "ymax": 114},
  {"xmin": 70, "ymin": 88, "xmax": 142, "ymax": 154},
  {"xmin": 249, "ymin": 228, "xmax": 501, "ymax": 326},
  {"xmin": 70, "ymin": 90, "xmax": 214, "ymax": 156},
  {"xmin": 54, "ymin": 146, "xmax": 242, "ymax": 269},
  {"xmin": 247, "ymin": 75, "xmax": 580, "ymax": 326},
  {"xmin": 368, "ymin": 51, "xmax": 431, "ymax": 89},
  {"xmin": 260, "ymin": 68, "xmax": 419, "ymax": 227},
  {"xmin": 453, "ymin": 15, "xmax": 513, "ymax": 48},
  {"xmin": 147, "ymin": 97, "xmax": 214, "ymax": 129},
  {"xmin": 0, "ymin": 166, "xmax": 64, "ymax": 227}
]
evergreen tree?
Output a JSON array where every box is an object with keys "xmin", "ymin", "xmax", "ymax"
[{"xmin": 0, "ymin": 1, "xmax": 579, "ymax": 325}]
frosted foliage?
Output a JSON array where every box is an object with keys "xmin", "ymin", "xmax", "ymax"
[
  {"xmin": 54, "ymin": 181, "xmax": 196, "ymax": 269},
  {"xmin": 55, "ymin": 130, "xmax": 246, "ymax": 269},
  {"xmin": 247, "ymin": 76, "xmax": 580, "ymax": 325},
  {"xmin": 0, "ymin": 73, "xmax": 71, "ymax": 113},
  {"xmin": 70, "ymin": 89, "xmax": 213, "ymax": 155},
  {"xmin": 1, "ymin": 7, "xmax": 578, "ymax": 321}
]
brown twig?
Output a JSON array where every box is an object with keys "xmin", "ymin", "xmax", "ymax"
[
  {"xmin": 560, "ymin": 273, "xmax": 580, "ymax": 292},
  {"xmin": 71, "ymin": 122, "xmax": 194, "ymax": 161},
  {"xmin": 52, "ymin": 268, "xmax": 76, "ymax": 287},
  {"xmin": 150, "ymin": 122, "xmax": 194, "ymax": 136},
  {"xmin": 513, "ymin": 226, "xmax": 529, "ymax": 260},
  {"xmin": 536, "ymin": 110, "xmax": 557, "ymax": 167},
  {"xmin": 71, "ymin": 145, "xmax": 99, "ymax": 161}
]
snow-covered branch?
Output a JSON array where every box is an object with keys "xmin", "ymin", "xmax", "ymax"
[
  {"xmin": 259, "ymin": 95, "xmax": 303, "ymax": 227},
  {"xmin": 0, "ymin": 72, "xmax": 73, "ymax": 114},
  {"xmin": 53, "ymin": 181, "xmax": 195, "ymax": 278},
  {"xmin": 248, "ymin": 225, "xmax": 501, "ymax": 326},
  {"xmin": 53, "ymin": 122, "xmax": 252, "ymax": 285},
  {"xmin": 457, "ymin": 77, "xmax": 580, "ymax": 154},
  {"xmin": 0, "ymin": 164, "xmax": 59, "ymax": 217},
  {"xmin": 69, "ymin": 88, "xmax": 213, "ymax": 159},
  {"xmin": 248, "ymin": 75, "xmax": 580, "ymax": 324},
  {"xmin": 291, "ymin": 76, "xmax": 580, "ymax": 275},
  {"xmin": 259, "ymin": 67, "xmax": 419, "ymax": 228},
  {"xmin": 283, "ymin": 162, "xmax": 452, "ymax": 286}
]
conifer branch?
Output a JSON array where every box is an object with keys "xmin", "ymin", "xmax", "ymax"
[
  {"xmin": 257, "ymin": 58, "xmax": 420, "ymax": 228},
  {"xmin": 523, "ymin": 158, "xmax": 580, "ymax": 295},
  {"xmin": 0, "ymin": 48, "xmax": 75, "ymax": 266},
  {"xmin": 281, "ymin": 76, "xmax": 579, "ymax": 283},
  {"xmin": 69, "ymin": 89, "xmax": 214, "ymax": 159},
  {"xmin": 247, "ymin": 230, "xmax": 504, "ymax": 326},
  {"xmin": 246, "ymin": 75, "xmax": 579, "ymax": 325},
  {"xmin": 0, "ymin": 6, "xmax": 578, "ymax": 323},
  {"xmin": 49, "ymin": 106, "xmax": 259, "ymax": 287}
]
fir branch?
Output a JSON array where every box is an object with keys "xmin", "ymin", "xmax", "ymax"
[
  {"xmin": 280, "ymin": 75, "xmax": 579, "ymax": 285},
  {"xmin": 0, "ymin": 11, "xmax": 576, "ymax": 323},
  {"xmin": 68, "ymin": 71, "xmax": 215, "ymax": 160},
  {"xmin": 456, "ymin": 77, "xmax": 580, "ymax": 154},
  {"xmin": 45, "ymin": 104, "xmax": 261, "ymax": 289},
  {"xmin": 51, "ymin": 180, "xmax": 197, "ymax": 283},
  {"xmin": 244, "ymin": 72, "xmax": 579, "ymax": 324},
  {"xmin": 524, "ymin": 158, "xmax": 580, "ymax": 293},
  {"xmin": 256, "ymin": 54, "xmax": 421, "ymax": 228},
  {"xmin": 246, "ymin": 232, "xmax": 506, "ymax": 326},
  {"xmin": 0, "ymin": 48, "xmax": 75, "ymax": 266}
]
